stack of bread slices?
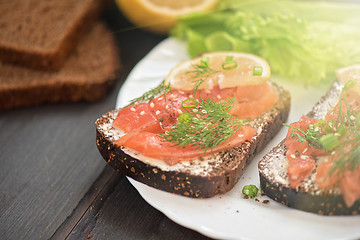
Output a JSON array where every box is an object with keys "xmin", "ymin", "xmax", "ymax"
[{"xmin": 0, "ymin": 0, "xmax": 120, "ymax": 110}]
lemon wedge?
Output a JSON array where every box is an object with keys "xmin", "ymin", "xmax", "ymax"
[
  {"xmin": 165, "ymin": 52, "xmax": 271, "ymax": 91},
  {"xmin": 336, "ymin": 65, "xmax": 360, "ymax": 93},
  {"xmin": 115, "ymin": 0, "xmax": 218, "ymax": 34}
]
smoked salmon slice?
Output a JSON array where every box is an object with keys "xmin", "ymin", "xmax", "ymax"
[
  {"xmin": 113, "ymin": 83, "xmax": 278, "ymax": 164},
  {"xmin": 116, "ymin": 126, "xmax": 256, "ymax": 165}
]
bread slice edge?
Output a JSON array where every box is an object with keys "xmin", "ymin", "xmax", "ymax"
[
  {"xmin": 96, "ymin": 82, "xmax": 290, "ymax": 198},
  {"xmin": 0, "ymin": 22, "xmax": 120, "ymax": 111}
]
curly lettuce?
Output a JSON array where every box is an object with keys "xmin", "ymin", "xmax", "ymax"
[{"xmin": 171, "ymin": 0, "xmax": 360, "ymax": 85}]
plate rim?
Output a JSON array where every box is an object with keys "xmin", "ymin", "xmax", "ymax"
[{"xmin": 116, "ymin": 38, "xmax": 360, "ymax": 240}]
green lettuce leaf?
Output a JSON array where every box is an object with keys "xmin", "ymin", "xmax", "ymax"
[{"xmin": 171, "ymin": 0, "xmax": 360, "ymax": 85}]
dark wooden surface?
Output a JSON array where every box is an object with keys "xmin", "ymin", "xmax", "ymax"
[{"xmin": 0, "ymin": 4, "xmax": 211, "ymax": 240}]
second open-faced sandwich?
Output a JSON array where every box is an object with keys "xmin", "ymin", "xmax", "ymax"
[{"xmin": 259, "ymin": 65, "xmax": 360, "ymax": 215}]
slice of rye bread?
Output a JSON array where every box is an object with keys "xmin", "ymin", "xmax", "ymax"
[
  {"xmin": 0, "ymin": 0, "xmax": 110, "ymax": 70},
  {"xmin": 259, "ymin": 80, "xmax": 360, "ymax": 215},
  {"xmin": 96, "ymin": 82, "xmax": 290, "ymax": 198},
  {"xmin": 0, "ymin": 22, "xmax": 120, "ymax": 111}
]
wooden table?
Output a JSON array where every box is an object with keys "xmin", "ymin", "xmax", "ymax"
[{"xmin": 0, "ymin": 4, "xmax": 211, "ymax": 240}]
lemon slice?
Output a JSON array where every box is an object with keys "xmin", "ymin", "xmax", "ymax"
[
  {"xmin": 165, "ymin": 52, "xmax": 271, "ymax": 91},
  {"xmin": 115, "ymin": 0, "xmax": 218, "ymax": 34},
  {"xmin": 336, "ymin": 65, "xmax": 360, "ymax": 92}
]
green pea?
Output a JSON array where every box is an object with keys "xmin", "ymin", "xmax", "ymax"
[{"xmin": 242, "ymin": 184, "xmax": 259, "ymax": 198}]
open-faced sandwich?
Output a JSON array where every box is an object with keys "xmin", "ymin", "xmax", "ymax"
[
  {"xmin": 96, "ymin": 52, "xmax": 290, "ymax": 198},
  {"xmin": 259, "ymin": 65, "xmax": 360, "ymax": 215}
]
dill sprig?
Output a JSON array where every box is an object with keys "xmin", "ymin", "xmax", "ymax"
[
  {"xmin": 329, "ymin": 82, "xmax": 358, "ymax": 128},
  {"xmin": 187, "ymin": 56, "xmax": 220, "ymax": 95},
  {"xmin": 328, "ymin": 131, "xmax": 360, "ymax": 177},
  {"xmin": 161, "ymin": 97, "xmax": 246, "ymax": 154},
  {"xmin": 285, "ymin": 80, "xmax": 360, "ymax": 177},
  {"xmin": 326, "ymin": 81, "xmax": 360, "ymax": 177},
  {"xmin": 283, "ymin": 123, "xmax": 324, "ymax": 149},
  {"xmin": 124, "ymin": 81, "xmax": 171, "ymax": 108}
]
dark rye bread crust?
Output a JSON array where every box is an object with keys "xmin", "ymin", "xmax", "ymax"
[
  {"xmin": 0, "ymin": 0, "xmax": 109, "ymax": 70},
  {"xmin": 0, "ymin": 22, "xmax": 120, "ymax": 111},
  {"xmin": 96, "ymin": 82, "xmax": 290, "ymax": 198},
  {"xmin": 259, "ymin": 80, "xmax": 360, "ymax": 215}
]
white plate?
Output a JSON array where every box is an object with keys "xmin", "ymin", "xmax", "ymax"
[{"xmin": 116, "ymin": 38, "xmax": 360, "ymax": 240}]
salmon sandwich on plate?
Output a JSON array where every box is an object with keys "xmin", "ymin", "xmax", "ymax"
[
  {"xmin": 96, "ymin": 52, "xmax": 290, "ymax": 198},
  {"xmin": 259, "ymin": 65, "xmax": 360, "ymax": 215}
]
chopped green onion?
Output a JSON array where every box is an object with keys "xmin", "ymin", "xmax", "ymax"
[
  {"xmin": 181, "ymin": 98, "xmax": 197, "ymax": 108},
  {"xmin": 242, "ymin": 184, "xmax": 258, "ymax": 198},
  {"xmin": 200, "ymin": 56, "xmax": 209, "ymax": 68},
  {"xmin": 178, "ymin": 112, "xmax": 191, "ymax": 124},
  {"xmin": 319, "ymin": 134, "xmax": 340, "ymax": 151},
  {"xmin": 355, "ymin": 112, "xmax": 360, "ymax": 127},
  {"xmin": 221, "ymin": 56, "xmax": 238, "ymax": 70},
  {"xmin": 325, "ymin": 119, "xmax": 336, "ymax": 133},
  {"xmin": 336, "ymin": 124, "xmax": 348, "ymax": 136},
  {"xmin": 343, "ymin": 80, "xmax": 356, "ymax": 91},
  {"xmin": 314, "ymin": 119, "xmax": 326, "ymax": 130},
  {"xmin": 349, "ymin": 146, "xmax": 360, "ymax": 170},
  {"xmin": 253, "ymin": 66, "xmax": 263, "ymax": 76}
]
